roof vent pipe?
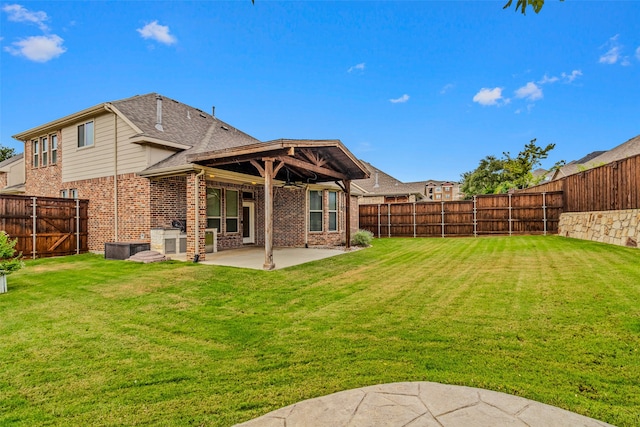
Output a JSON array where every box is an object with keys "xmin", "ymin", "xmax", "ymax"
[
  {"xmin": 373, "ymin": 171, "xmax": 380, "ymax": 188},
  {"xmin": 155, "ymin": 95, "xmax": 164, "ymax": 132},
  {"xmin": 212, "ymin": 106, "xmax": 215, "ymax": 117}
]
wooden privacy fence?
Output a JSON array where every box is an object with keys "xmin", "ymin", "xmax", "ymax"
[
  {"xmin": 0, "ymin": 195, "xmax": 88, "ymax": 258},
  {"xmin": 520, "ymin": 153, "xmax": 640, "ymax": 212},
  {"xmin": 359, "ymin": 192, "xmax": 564, "ymax": 238}
]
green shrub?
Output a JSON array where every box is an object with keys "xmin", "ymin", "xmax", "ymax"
[
  {"xmin": 351, "ymin": 229, "xmax": 374, "ymax": 247},
  {"xmin": 0, "ymin": 231, "xmax": 23, "ymax": 275}
]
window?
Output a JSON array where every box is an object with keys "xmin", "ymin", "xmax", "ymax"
[
  {"xmin": 309, "ymin": 190, "xmax": 323, "ymax": 232},
  {"xmin": 31, "ymin": 140, "xmax": 39, "ymax": 167},
  {"xmin": 70, "ymin": 189, "xmax": 78, "ymax": 199},
  {"xmin": 206, "ymin": 187, "xmax": 221, "ymax": 231},
  {"xmin": 77, "ymin": 120, "xmax": 94, "ymax": 147},
  {"xmin": 225, "ymin": 189, "xmax": 239, "ymax": 233},
  {"xmin": 436, "ymin": 194, "xmax": 442, "ymax": 200},
  {"xmin": 445, "ymin": 193, "xmax": 451, "ymax": 199},
  {"xmin": 51, "ymin": 134, "xmax": 58, "ymax": 164},
  {"xmin": 328, "ymin": 191, "xmax": 338, "ymax": 231},
  {"xmin": 435, "ymin": 186, "xmax": 442, "ymax": 192},
  {"xmin": 444, "ymin": 186, "xmax": 451, "ymax": 192},
  {"xmin": 60, "ymin": 189, "xmax": 68, "ymax": 198},
  {"xmin": 41, "ymin": 137, "xmax": 48, "ymax": 167}
]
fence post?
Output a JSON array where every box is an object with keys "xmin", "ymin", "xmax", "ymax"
[
  {"xmin": 542, "ymin": 192, "xmax": 547, "ymax": 236},
  {"xmin": 31, "ymin": 196, "xmax": 37, "ymax": 259},
  {"xmin": 76, "ymin": 198, "xmax": 80, "ymax": 254},
  {"xmin": 377, "ymin": 204, "xmax": 381, "ymax": 238},
  {"xmin": 508, "ymin": 193, "xmax": 512, "ymax": 236},
  {"xmin": 413, "ymin": 202, "xmax": 416, "ymax": 238},
  {"xmin": 473, "ymin": 196, "xmax": 477, "ymax": 237},
  {"xmin": 441, "ymin": 201, "xmax": 445, "ymax": 238},
  {"xmin": 388, "ymin": 203, "xmax": 391, "ymax": 238}
]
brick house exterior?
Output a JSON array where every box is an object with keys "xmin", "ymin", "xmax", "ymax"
[{"xmin": 12, "ymin": 93, "xmax": 368, "ymax": 267}]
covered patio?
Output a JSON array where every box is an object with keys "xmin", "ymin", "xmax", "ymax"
[{"xmin": 185, "ymin": 139, "xmax": 369, "ymax": 270}]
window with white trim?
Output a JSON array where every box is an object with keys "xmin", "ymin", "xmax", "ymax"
[
  {"xmin": 328, "ymin": 191, "xmax": 338, "ymax": 231},
  {"xmin": 77, "ymin": 120, "xmax": 94, "ymax": 147},
  {"xmin": 41, "ymin": 136, "xmax": 48, "ymax": 167},
  {"xmin": 309, "ymin": 190, "xmax": 323, "ymax": 232},
  {"xmin": 60, "ymin": 189, "xmax": 68, "ymax": 198},
  {"xmin": 51, "ymin": 134, "xmax": 58, "ymax": 164},
  {"xmin": 70, "ymin": 189, "xmax": 78, "ymax": 199},
  {"xmin": 32, "ymin": 140, "xmax": 39, "ymax": 167},
  {"xmin": 225, "ymin": 189, "xmax": 239, "ymax": 233},
  {"xmin": 206, "ymin": 187, "xmax": 221, "ymax": 231}
]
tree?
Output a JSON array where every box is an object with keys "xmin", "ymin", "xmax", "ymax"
[
  {"xmin": 0, "ymin": 145, "xmax": 16, "ymax": 162},
  {"xmin": 503, "ymin": 0, "xmax": 563, "ymax": 15},
  {"xmin": 460, "ymin": 139, "xmax": 560, "ymax": 198}
]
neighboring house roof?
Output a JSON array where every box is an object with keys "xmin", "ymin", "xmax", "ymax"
[
  {"xmin": 355, "ymin": 161, "xmax": 408, "ymax": 195},
  {"xmin": 0, "ymin": 153, "xmax": 25, "ymax": 194},
  {"xmin": 0, "ymin": 153, "xmax": 23, "ymax": 171},
  {"xmin": 551, "ymin": 134, "xmax": 640, "ymax": 180},
  {"xmin": 354, "ymin": 161, "xmax": 459, "ymax": 198}
]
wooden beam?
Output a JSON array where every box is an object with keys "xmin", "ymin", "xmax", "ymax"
[
  {"xmin": 273, "ymin": 160, "xmax": 285, "ymax": 176},
  {"xmin": 249, "ymin": 159, "xmax": 265, "ymax": 178},
  {"xmin": 275, "ymin": 156, "xmax": 348, "ymax": 180},
  {"xmin": 263, "ymin": 159, "xmax": 275, "ymax": 270}
]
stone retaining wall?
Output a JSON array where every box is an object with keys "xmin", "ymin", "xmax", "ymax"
[{"xmin": 558, "ymin": 209, "xmax": 639, "ymax": 248}]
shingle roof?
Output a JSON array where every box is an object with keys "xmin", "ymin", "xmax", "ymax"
[
  {"xmin": 354, "ymin": 161, "xmax": 458, "ymax": 197},
  {"xmin": 0, "ymin": 153, "xmax": 23, "ymax": 169},
  {"xmin": 552, "ymin": 134, "xmax": 640, "ymax": 179},
  {"xmin": 354, "ymin": 161, "xmax": 407, "ymax": 194},
  {"xmin": 111, "ymin": 93, "xmax": 262, "ymax": 173}
]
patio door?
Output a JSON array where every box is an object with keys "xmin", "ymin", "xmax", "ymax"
[{"xmin": 242, "ymin": 201, "xmax": 255, "ymax": 244}]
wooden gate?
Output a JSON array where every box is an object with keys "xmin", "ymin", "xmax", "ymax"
[{"xmin": 0, "ymin": 195, "xmax": 88, "ymax": 258}]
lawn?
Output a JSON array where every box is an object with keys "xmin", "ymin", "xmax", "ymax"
[{"xmin": 1, "ymin": 236, "xmax": 639, "ymax": 426}]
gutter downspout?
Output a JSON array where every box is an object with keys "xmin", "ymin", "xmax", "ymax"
[
  {"xmin": 194, "ymin": 168, "xmax": 205, "ymax": 262},
  {"xmin": 113, "ymin": 113, "xmax": 118, "ymax": 242}
]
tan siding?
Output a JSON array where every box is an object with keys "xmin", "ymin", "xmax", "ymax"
[
  {"xmin": 148, "ymin": 146, "xmax": 176, "ymax": 168},
  {"xmin": 61, "ymin": 113, "xmax": 170, "ymax": 181},
  {"xmin": 114, "ymin": 115, "xmax": 147, "ymax": 174},
  {"xmin": 62, "ymin": 113, "xmax": 115, "ymax": 182},
  {"xmin": 7, "ymin": 159, "xmax": 25, "ymax": 187}
]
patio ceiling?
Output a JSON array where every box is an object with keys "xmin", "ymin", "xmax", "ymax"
[{"xmin": 186, "ymin": 139, "xmax": 370, "ymax": 183}]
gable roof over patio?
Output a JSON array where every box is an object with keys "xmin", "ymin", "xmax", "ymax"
[{"xmin": 187, "ymin": 139, "xmax": 369, "ymax": 183}]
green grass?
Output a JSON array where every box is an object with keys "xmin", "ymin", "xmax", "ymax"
[{"xmin": 1, "ymin": 236, "xmax": 639, "ymax": 426}]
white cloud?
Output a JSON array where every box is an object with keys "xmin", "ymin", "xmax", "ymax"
[
  {"xmin": 472, "ymin": 87, "xmax": 507, "ymax": 106},
  {"xmin": 137, "ymin": 21, "xmax": 177, "ymax": 45},
  {"xmin": 389, "ymin": 94, "xmax": 410, "ymax": 104},
  {"xmin": 538, "ymin": 70, "xmax": 582, "ymax": 85},
  {"xmin": 561, "ymin": 70, "xmax": 582, "ymax": 83},
  {"xmin": 538, "ymin": 74, "xmax": 559, "ymax": 84},
  {"xmin": 599, "ymin": 46, "xmax": 621, "ymax": 64},
  {"xmin": 515, "ymin": 82, "xmax": 543, "ymax": 102},
  {"xmin": 4, "ymin": 34, "xmax": 66, "ymax": 62},
  {"xmin": 2, "ymin": 4, "xmax": 49, "ymax": 31},
  {"xmin": 598, "ymin": 34, "xmax": 632, "ymax": 65},
  {"xmin": 636, "ymin": 46, "xmax": 640, "ymax": 61},
  {"xmin": 440, "ymin": 83, "xmax": 455, "ymax": 94},
  {"xmin": 347, "ymin": 62, "xmax": 365, "ymax": 73}
]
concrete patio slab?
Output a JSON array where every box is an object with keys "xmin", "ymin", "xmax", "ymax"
[
  {"xmin": 234, "ymin": 382, "xmax": 615, "ymax": 427},
  {"xmin": 172, "ymin": 246, "xmax": 351, "ymax": 270}
]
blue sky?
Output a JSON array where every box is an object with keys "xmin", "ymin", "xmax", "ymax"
[{"xmin": 1, "ymin": 1, "xmax": 639, "ymax": 182}]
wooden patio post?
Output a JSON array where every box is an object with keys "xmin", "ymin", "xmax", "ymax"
[
  {"xmin": 344, "ymin": 179, "xmax": 351, "ymax": 249},
  {"xmin": 263, "ymin": 159, "xmax": 275, "ymax": 270}
]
